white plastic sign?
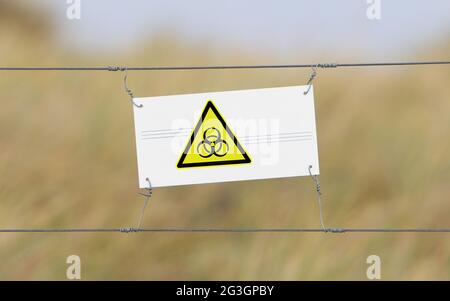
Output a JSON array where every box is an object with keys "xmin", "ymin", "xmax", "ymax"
[{"xmin": 133, "ymin": 85, "xmax": 319, "ymax": 188}]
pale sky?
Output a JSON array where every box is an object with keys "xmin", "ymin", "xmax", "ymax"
[{"xmin": 36, "ymin": 0, "xmax": 450, "ymax": 59}]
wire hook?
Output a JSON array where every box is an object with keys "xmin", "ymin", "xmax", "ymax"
[
  {"xmin": 123, "ymin": 67, "xmax": 143, "ymax": 108},
  {"xmin": 136, "ymin": 177, "xmax": 152, "ymax": 229},
  {"xmin": 308, "ymin": 165, "xmax": 326, "ymax": 231},
  {"xmin": 303, "ymin": 64, "xmax": 318, "ymax": 95}
]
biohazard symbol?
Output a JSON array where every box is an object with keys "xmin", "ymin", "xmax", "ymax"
[
  {"xmin": 197, "ymin": 127, "xmax": 229, "ymax": 158},
  {"xmin": 177, "ymin": 100, "xmax": 251, "ymax": 168}
]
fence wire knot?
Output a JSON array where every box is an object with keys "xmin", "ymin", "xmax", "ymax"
[
  {"xmin": 108, "ymin": 66, "xmax": 125, "ymax": 72},
  {"xmin": 317, "ymin": 63, "xmax": 338, "ymax": 68},
  {"xmin": 325, "ymin": 228, "xmax": 345, "ymax": 234},
  {"xmin": 120, "ymin": 227, "xmax": 140, "ymax": 233}
]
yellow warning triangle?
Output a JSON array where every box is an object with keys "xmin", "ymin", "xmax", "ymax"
[{"xmin": 177, "ymin": 100, "xmax": 251, "ymax": 168}]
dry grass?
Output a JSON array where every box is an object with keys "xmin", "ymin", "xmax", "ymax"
[{"xmin": 0, "ymin": 3, "xmax": 449, "ymax": 280}]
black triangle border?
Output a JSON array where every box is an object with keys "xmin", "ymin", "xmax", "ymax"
[{"xmin": 177, "ymin": 100, "xmax": 251, "ymax": 168}]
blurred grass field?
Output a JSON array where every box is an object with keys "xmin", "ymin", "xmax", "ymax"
[{"xmin": 0, "ymin": 2, "xmax": 450, "ymax": 280}]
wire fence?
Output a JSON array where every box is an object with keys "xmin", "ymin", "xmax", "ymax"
[
  {"xmin": 0, "ymin": 228, "xmax": 450, "ymax": 234},
  {"xmin": 1, "ymin": 60, "xmax": 450, "ymax": 234}
]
